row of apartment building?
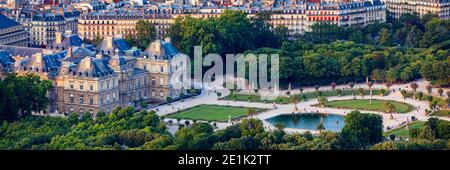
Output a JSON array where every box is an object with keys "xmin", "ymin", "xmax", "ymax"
[
  {"xmin": 2, "ymin": 0, "xmax": 449, "ymax": 48},
  {"xmin": 77, "ymin": 0, "xmax": 387, "ymax": 40},
  {"xmin": 384, "ymin": 0, "xmax": 450, "ymax": 19},
  {"xmin": 16, "ymin": 9, "xmax": 81, "ymax": 46}
]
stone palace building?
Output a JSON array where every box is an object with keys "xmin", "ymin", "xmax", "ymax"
[{"xmin": 0, "ymin": 32, "xmax": 186, "ymax": 115}]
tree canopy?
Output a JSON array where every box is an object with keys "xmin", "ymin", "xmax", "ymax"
[{"xmin": 0, "ymin": 74, "xmax": 52, "ymax": 122}]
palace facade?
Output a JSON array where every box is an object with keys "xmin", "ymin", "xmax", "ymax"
[{"xmin": 1, "ymin": 32, "xmax": 186, "ymax": 115}]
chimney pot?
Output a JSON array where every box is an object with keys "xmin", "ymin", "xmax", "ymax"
[
  {"xmin": 105, "ymin": 36, "xmax": 114, "ymax": 49},
  {"xmin": 164, "ymin": 37, "xmax": 172, "ymax": 43}
]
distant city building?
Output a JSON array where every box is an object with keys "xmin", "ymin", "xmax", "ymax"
[
  {"xmin": 78, "ymin": 10, "xmax": 173, "ymax": 40},
  {"xmin": 73, "ymin": 1, "xmax": 107, "ymax": 13},
  {"xmin": 6, "ymin": 0, "xmax": 27, "ymax": 9},
  {"xmin": 384, "ymin": 0, "xmax": 450, "ymax": 19},
  {"xmin": 78, "ymin": 0, "xmax": 386, "ymax": 39},
  {"xmin": 0, "ymin": 13, "xmax": 29, "ymax": 46},
  {"xmin": 30, "ymin": 9, "xmax": 80, "ymax": 46}
]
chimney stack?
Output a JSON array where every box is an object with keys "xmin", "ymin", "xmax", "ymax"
[
  {"xmin": 84, "ymin": 57, "xmax": 92, "ymax": 69},
  {"xmin": 34, "ymin": 53, "xmax": 43, "ymax": 63},
  {"xmin": 64, "ymin": 30, "xmax": 73, "ymax": 35},
  {"xmin": 164, "ymin": 37, "xmax": 172, "ymax": 43},
  {"xmin": 154, "ymin": 40, "xmax": 161, "ymax": 55},
  {"xmin": 96, "ymin": 53, "xmax": 103, "ymax": 59},
  {"xmin": 55, "ymin": 32, "xmax": 63, "ymax": 44},
  {"xmin": 105, "ymin": 36, "xmax": 114, "ymax": 49},
  {"xmin": 67, "ymin": 47, "xmax": 73, "ymax": 58}
]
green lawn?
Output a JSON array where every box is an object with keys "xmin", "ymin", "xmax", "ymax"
[
  {"xmin": 385, "ymin": 121, "xmax": 425, "ymax": 138},
  {"xmin": 323, "ymin": 99, "xmax": 415, "ymax": 113},
  {"xmin": 164, "ymin": 105, "xmax": 261, "ymax": 122},
  {"xmin": 222, "ymin": 89, "xmax": 389, "ymax": 104}
]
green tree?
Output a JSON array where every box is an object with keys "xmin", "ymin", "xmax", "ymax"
[
  {"xmin": 400, "ymin": 90, "xmax": 407, "ymax": 100},
  {"xmin": 367, "ymin": 81, "xmax": 374, "ymax": 105},
  {"xmin": 349, "ymin": 30, "xmax": 365, "ymax": 44},
  {"xmin": 400, "ymin": 67, "xmax": 414, "ymax": 81},
  {"xmin": 246, "ymin": 109, "xmax": 257, "ymax": 118},
  {"xmin": 437, "ymin": 89, "xmax": 444, "ymax": 96},
  {"xmin": 339, "ymin": 111, "xmax": 383, "ymax": 149},
  {"xmin": 384, "ymin": 101, "xmax": 396, "ymax": 114},
  {"xmin": 239, "ymin": 118, "xmax": 264, "ymax": 137},
  {"xmin": 93, "ymin": 35, "xmax": 103, "ymax": 46},
  {"xmin": 370, "ymin": 141, "xmax": 397, "ymax": 150},
  {"xmin": 405, "ymin": 26, "xmax": 422, "ymax": 47},
  {"xmin": 336, "ymin": 89, "xmax": 343, "ymax": 96},
  {"xmin": 410, "ymin": 83, "xmax": 419, "ymax": 99},
  {"xmin": 318, "ymin": 96, "xmax": 328, "ymax": 107},
  {"xmin": 348, "ymin": 82, "xmax": 355, "ymax": 96},
  {"xmin": 126, "ymin": 20, "xmax": 156, "ymax": 49},
  {"xmin": 416, "ymin": 92, "xmax": 424, "ymax": 101},
  {"xmin": 358, "ymin": 88, "xmax": 365, "ymax": 98},
  {"xmin": 426, "ymin": 85, "xmax": 432, "ymax": 95},
  {"xmin": 420, "ymin": 18, "xmax": 449, "ymax": 48},
  {"xmin": 378, "ymin": 28, "xmax": 392, "ymax": 46},
  {"xmin": 0, "ymin": 74, "xmax": 52, "ymax": 122}
]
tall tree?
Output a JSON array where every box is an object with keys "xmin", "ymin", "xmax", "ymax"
[
  {"xmin": 0, "ymin": 74, "xmax": 52, "ymax": 122},
  {"xmin": 410, "ymin": 83, "xmax": 419, "ymax": 99},
  {"xmin": 126, "ymin": 20, "xmax": 156, "ymax": 49},
  {"xmin": 339, "ymin": 111, "xmax": 383, "ymax": 149},
  {"xmin": 367, "ymin": 81, "xmax": 374, "ymax": 105},
  {"xmin": 378, "ymin": 28, "xmax": 392, "ymax": 46}
]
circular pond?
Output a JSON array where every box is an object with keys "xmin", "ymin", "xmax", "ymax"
[{"xmin": 266, "ymin": 113, "xmax": 345, "ymax": 131}]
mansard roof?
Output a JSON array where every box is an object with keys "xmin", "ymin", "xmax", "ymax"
[
  {"xmin": 108, "ymin": 55, "xmax": 127, "ymax": 66},
  {"xmin": 71, "ymin": 46, "xmax": 97, "ymax": 58},
  {"xmin": 19, "ymin": 52, "xmax": 63, "ymax": 72},
  {"xmin": 0, "ymin": 50, "xmax": 15, "ymax": 67},
  {"xmin": 48, "ymin": 34, "xmax": 83, "ymax": 50},
  {"xmin": 32, "ymin": 12, "xmax": 65, "ymax": 21},
  {"xmin": 364, "ymin": 0, "xmax": 384, "ymax": 7},
  {"xmin": 70, "ymin": 57, "xmax": 116, "ymax": 78},
  {"xmin": 0, "ymin": 45, "xmax": 43, "ymax": 57},
  {"xmin": 96, "ymin": 37, "xmax": 132, "ymax": 54},
  {"xmin": 0, "ymin": 13, "xmax": 20, "ymax": 30},
  {"xmin": 141, "ymin": 39, "xmax": 179, "ymax": 60}
]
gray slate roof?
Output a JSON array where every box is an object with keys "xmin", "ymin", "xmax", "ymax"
[
  {"xmin": 71, "ymin": 57, "xmax": 116, "ymax": 78},
  {"xmin": 0, "ymin": 45, "xmax": 43, "ymax": 57},
  {"xmin": 0, "ymin": 13, "xmax": 20, "ymax": 30},
  {"xmin": 0, "ymin": 50, "xmax": 15, "ymax": 67},
  {"xmin": 96, "ymin": 37, "xmax": 132, "ymax": 54},
  {"xmin": 49, "ymin": 34, "xmax": 83, "ymax": 50},
  {"xmin": 142, "ymin": 39, "xmax": 179, "ymax": 60}
]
